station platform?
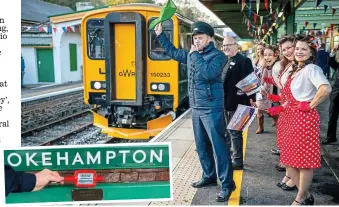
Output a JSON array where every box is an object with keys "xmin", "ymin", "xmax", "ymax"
[
  {"xmin": 86, "ymin": 98, "xmax": 339, "ymax": 206},
  {"xmin": 21, "ymin": 81, "xmax": 83, "ymax": 99}
]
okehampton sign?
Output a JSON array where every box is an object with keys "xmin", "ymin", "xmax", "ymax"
[{"xmin": 4, "ymin": 144, "xmax": 170, "ymax": 171}]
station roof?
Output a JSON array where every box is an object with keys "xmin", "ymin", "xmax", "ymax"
[
  {"xmin": 198, "ymin": 0, "xmax": 305, "ymax": 39},
  {"xmin": 21, "ymin": 35, "xmax": 52, "ymax": 46},
  {"xmin": 295, "ymin": 0, "xmax": 339, "ymax": 27},
  {"xmin": 22, "ymin": 0, "xmax": 73, "ymax": 23}
]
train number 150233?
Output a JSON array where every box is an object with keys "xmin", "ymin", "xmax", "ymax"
[{"xmin": 150, "ymin": 72, "xmax": 170, "ymax": 77}]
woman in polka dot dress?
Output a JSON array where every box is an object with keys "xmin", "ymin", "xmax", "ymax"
[{"xmin": 267, "ymin": 36, "xmax": 332, "ymax": 205}]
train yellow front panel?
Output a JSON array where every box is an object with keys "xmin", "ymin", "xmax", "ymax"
[{"xmin": 114, "ymin": 24, "xmax": 136, "ymax": 100}]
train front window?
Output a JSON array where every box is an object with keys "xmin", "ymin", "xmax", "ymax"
[
  {"xmin": 148, "ymin": 18, "xmax": 173, "ymax": 60},
  {"xmin": 87, "ymin": 19, "xmax": 105, "ymax": 59}
]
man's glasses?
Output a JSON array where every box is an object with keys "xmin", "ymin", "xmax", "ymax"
[{"xmin": 223, "ymin": 43, "xmax": 236, "ymax": 48}]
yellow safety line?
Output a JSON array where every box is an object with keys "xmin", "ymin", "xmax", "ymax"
[{"xmin": 228, "ymin": 130, "xmax": 247, "ymax": 206}]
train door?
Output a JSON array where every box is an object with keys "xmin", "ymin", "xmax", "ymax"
[{"xmin": 104, "ymin": 12, "xmax": 146, "ymax": 106}]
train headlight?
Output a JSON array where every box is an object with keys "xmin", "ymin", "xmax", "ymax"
[
  {"xmin": 150, "ymin": 83, "xmax": 170, "ymax": 92},
  {"xmin": 94, "ymin": 82, "xmax": 101, "ymax": 89},
  {"xmin": 151, "ymin": 84, "xmax": 158, "ymax": 90},
  {"xmin": 91, "ymin": 81, "xmax": 106, "ymax": 90},
  {"xmin": 158, "ymin": 84, "xmax": 165, "ymax": 91}
]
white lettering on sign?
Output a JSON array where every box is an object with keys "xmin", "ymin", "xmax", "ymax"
[
  {"xmin": 6, "ymin": 148, "xmax": 165, "ymax": 167},
  {"xmin": 72, "ymin": 152, "xmax": 84, "ymax": 165},
  {"xmin": 57, "ymin": 152, "xmax": 69, "ymax": 166},
  {"xmin": 78, "ymin": 173, "xmax": 94, "ymax": 184},
  {"xmin": 26, "ymin": 152, "xmax": 38, "ymax": 166},
  {"xmin": 118, "ymin": 150, "xmax": 130, "ymax": 164},
  {"xmin": 133, "ymin": 150, "xmax": 146, "ymax": 163},
  {"xmin": 106, "ymin": 151, "xmax": 116, "ymax": 164},
  {"xmin": 150, "ymin": 150, "xmax": 162, "ymax": 163},
  {"xmin": 42, "ymin": 152, "xmax": 52, "ymax": 166},
  {"xmin": 87, "ymin": 151, "xmax": 100, "ymax": 165},
  {"xmin": 7, "ymin": 153, "xmax": 21, "ymax": 167}
]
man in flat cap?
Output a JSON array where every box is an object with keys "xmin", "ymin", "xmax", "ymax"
[{"xmin": 154, "ymin": 21, "xmax": 235, "ymax": 202}]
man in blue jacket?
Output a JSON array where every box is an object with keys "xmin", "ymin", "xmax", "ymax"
[{"xmin": 154, "ymin": 21, "xmax": 235, "ymax": 202}]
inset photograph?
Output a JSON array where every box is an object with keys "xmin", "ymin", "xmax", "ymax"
[{"xmin": 3, "ymin": 143, "xmax": 172, "ymax": 205}]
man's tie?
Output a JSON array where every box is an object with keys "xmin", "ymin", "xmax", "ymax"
[{"xmin": 222, "ymin": 57, "xmax": 233, "ymax": 81}]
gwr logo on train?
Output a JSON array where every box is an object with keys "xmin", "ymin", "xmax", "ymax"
[{"xmin": 118, "ymin": 69, "xmax": 135, "ymax": 77}]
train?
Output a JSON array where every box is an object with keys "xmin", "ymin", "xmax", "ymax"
[{"xmin": 81, "ymin": 4, "xmax": 224, "ymax": 140}]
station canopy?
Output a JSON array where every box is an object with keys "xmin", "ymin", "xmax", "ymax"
[{"xmin": 199, "ymin": 0, "xmax": 288, "ymax": 39}]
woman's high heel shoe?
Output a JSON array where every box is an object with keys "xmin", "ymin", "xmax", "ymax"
[
  {"xmin": 281, "ymin": 183, "xmax": 297, "ymax": 191},
  {"xmin": 305, "ymin": 195, "xmax": 314, "ymax": 205},
  {"xmin": 277, "ymin": 175, "xmax": 290, "ymax": 188},
  {"xmin": 293, "ymin": 195, "xmax": 314, "ymax": 205}
]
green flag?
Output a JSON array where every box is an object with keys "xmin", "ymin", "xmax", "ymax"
[{"xmin": 149, "ymin": 0, "xmax": 177, "ymax": 30}]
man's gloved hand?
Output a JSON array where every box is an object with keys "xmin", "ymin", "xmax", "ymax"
[
  {"xmin": 267, "ymin": 94, "xmax": 281, "ymax": 102},
  {"xmin": 296, "ymin": 102, "xmax": 312, "ymax": 112},
  {"xmin": 267, "ymin": 106, "xmax": 285, "ymax": 116},
  {"xmin": 263, "ymin": 77, "xmax": 275, "ymax": 85}
]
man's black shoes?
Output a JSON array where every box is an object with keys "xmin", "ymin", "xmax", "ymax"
[
  {"xmin": 321, "ymin": 138, "xmax": 337, "ymax": 144},
  {"xmin": 191, "ymin": 178, "xmax": 217, "ymax": 188},
  {"xmin": 216, "ymin": 184, "xmax": 236, "ymax": 202},
  {"xmin": 232, "ymin": 162, "xmax": 243, "ymax": 170}
]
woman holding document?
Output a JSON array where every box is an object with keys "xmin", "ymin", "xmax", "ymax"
[
  {"xmin": 254, "ymin": 45, "xmax": 279, "ymax": 134},
  {"xmin": 267, "ymin": 36, "xmax": 332, "ymax": 205}
]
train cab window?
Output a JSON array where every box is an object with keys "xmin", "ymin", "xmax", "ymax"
[
  {"xmin": 87, "ymin": 19, "xmax": 105, "ymax": 59},
  {"xmin": 148, "ymin": 18, "xmax": 173, "ymax": 60}
]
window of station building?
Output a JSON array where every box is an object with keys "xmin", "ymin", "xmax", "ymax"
[
  {"xmin": 148, "ymin": 18, "xmax": 173, "ymax": 60},
  {"xmin": 87, "ymin": 19, "xmax": 105, "ymax": 59}
]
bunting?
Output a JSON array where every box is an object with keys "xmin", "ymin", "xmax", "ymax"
[
  {"xmin": 333, "ymin": 8, "xmax": 337, "ymax": 16},
  {"xmin": 324, "ymin": 4, "xmax": 328, "ymax": 13},
  {"xmin": 256, "ymin": 0, "xmax": 260, "ymax": 14},
  {"xmin": 21, "ymin": 25, "xmax": 53, "ymax": 33},
  {"xmin": 316, "ymin": 0, "xmax": 323, "ymax": 8},
  {"xmin": 254, "ymin": 14, "xmax": 257, "ymax": 24},
  {"xmin": 305, "ymin": 21, "xmax": 309, "ymax": 27},
  {"xmin": 242, "ymin": 0, "xmax": 245, "ymax": 11},
  {"xmin": 264, "ymin": 0, "xmax": 268, "ymax": 10},
  {"xmin": 22, "ymin": 24, "xmax": 80, "ymax": 33},
  {"xmin": 260, "ymin": 16, "xmax": 263, "ymax": 25},
  {"xmin": 313, "ymin": 23, "xmax": 317, "ymax": 29}
]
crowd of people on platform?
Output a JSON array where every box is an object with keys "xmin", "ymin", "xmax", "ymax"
[
  {"xmin": 6, "ymin": 20, "xmax": 339, "ymax": 205},
  {"xmin": 153, "ymin": 19, "xmax": 337, "ymax": 204},
  {"xmin": 249, "ymin": 34, "xmax": 336, "ymax": 205}
]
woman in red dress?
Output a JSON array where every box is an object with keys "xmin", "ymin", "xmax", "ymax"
[
  {"xmin": 268, "ymin": 36, "xmax": 332, "ymax": 205},
  {"xmin": 266, "ymin": 35, "xmax": 299, "ymax": 190}
]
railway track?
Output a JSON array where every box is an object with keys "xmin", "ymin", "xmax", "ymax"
[
  {"xmin": 39, "ymin": 122, "xmax": 94, "ymax": 146},
  {"xmin": 21, "ymin": 109, "xmax": 94, "ymax": 136},
  {"xmin": 21, "ymin": 111, "xmax": 103, "ymax": 147},
  {"xmin": 21, "ymin": 109, "xmax": 149, "ymax": 146}
]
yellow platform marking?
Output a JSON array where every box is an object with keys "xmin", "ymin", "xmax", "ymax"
[{"xmin": 228, "ymin": 130, "xmax": 247, "ymax": 206}]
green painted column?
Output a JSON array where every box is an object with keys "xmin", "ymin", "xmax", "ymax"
[
  {"xmin": 286, "ymin": 0, "xmax": 296, "ymax": 35},
  {"xmin": 272, "ymin": 31, "xmax": 278, "ymax": 45}
]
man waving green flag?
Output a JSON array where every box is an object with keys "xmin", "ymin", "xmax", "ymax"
[{"xmin": 149, "ymin": 0, "xmax": 177, "ymax": 30}]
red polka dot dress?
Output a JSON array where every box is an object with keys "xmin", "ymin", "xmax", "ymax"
[
  {"xmin": 276, "ymin": 91, "xmax": 287, "ymax": 149},
  {"xmin": 275, "ymin": 69, "xmax": 289, "ymax": 149},
  {"xmin": 277, "ymin": 78, "xmax": 321, "ymax": 169}
]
